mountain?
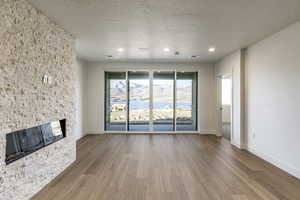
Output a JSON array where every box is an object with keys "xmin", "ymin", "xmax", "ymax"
[{"xmin": 109, "ymin": 80, "xmax": 192, "ymax": 102}]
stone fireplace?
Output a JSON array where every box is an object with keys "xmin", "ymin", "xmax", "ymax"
[{"xmin": 0, "ymin": 0, "xmax": 76, "ymax": 199}]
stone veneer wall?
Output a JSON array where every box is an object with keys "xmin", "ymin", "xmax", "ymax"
[{"xmin": 0, "ymin": 0, "xmax": 76, "ymax": 199}]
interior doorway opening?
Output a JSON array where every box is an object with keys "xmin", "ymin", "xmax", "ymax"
[{"xmin": 221, "ymin": 76, "xmax": 232, "ymax": 141}]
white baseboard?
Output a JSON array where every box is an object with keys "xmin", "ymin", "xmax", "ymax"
[
  {"xmin": 231, "ymin": 141, "xmax": 241, "ymax": 149},
  {"xmin": 247, "ymin": 146, "xmax": 300, "ymax": 180},
  {"xmin": 239, "ymin": 143, "xmax": 247, "ymax": 150},
  {"xmin": 222, "ymin": 121, "xmax": 231, "ymax": 124},
  {"xmin": 199, "ymin": 130, "xmax": 217, "ymax": 135},
  {"xmin": 85, "ymin": 130, "xmax": 105, "ymax": 134}
]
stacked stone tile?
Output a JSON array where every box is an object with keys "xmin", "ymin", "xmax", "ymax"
[{"xmin": 0, "ymin": 0, "xmax": 76, "ymax": 199}]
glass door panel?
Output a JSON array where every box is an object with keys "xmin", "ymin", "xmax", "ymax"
[
  {"xmin": 153, "ymin": 72, "xmax": 175, "ymax": 131},
  {"xmin": 105, "ymin": 72, "xmax": 127, "ymax": 131},
  {"xmin": 176, "ymin": 72, "xmax": 197, "ymax": 131},
  {"xmin": 128, "ymin": 71, "xmax": 150, "ymax": 131}
]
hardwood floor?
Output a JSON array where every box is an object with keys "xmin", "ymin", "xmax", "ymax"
[{"xmin": 32, "ymin": 135, "xmax": 300, "ymax": 200}]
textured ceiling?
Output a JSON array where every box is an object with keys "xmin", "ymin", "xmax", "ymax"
[{"xmin": 29, "ymin": 0, "xmax": 300, "ymax": 62}]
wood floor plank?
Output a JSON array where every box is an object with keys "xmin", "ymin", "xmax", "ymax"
[{"xmin": 32, "ymin": 135, "xmax": 300, "ymax": 200}]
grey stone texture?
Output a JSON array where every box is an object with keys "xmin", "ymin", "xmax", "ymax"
[{"xmin": 0, "ymin": 0, "xmax": 76, "ymax": 199}]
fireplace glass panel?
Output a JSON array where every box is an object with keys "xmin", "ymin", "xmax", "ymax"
[
  {"xmin": 5, "ymin": 132, "xmax": 23, "ymax": 162},
  {"xmin": 24, "ymin": 126, "xmax": 44, "ymax": 152},
  {"xmin": 5, "ymin": 119, "xmax": 66, "ymax": 165}
]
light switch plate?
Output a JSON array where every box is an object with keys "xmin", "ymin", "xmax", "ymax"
[{"xmin": 43, "ymin": 75, "xmax": 48, "ymax": 84}]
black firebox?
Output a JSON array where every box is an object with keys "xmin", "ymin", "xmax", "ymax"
[{"xmin": 5, "ymin": 119, "xmax": 66, "ymax": 165}]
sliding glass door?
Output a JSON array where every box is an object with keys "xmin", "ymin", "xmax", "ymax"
[
  {"xmin": 176, "ymin": 72, "xmax": 197, "ymax": 131},
  {"xmin": 105, "ymin": 71, "xmax": 198, "ymax": 132},
  {"xmin": 105, "ymin": 72, "xmax": 127, "ymax": 131},
  {"xmin": 128, "ymin": 72, "xmax": 150, "ymax": 131},
  {"xmin": 153, "ymin": 72, "xmax": 175, "ymax": 131}
]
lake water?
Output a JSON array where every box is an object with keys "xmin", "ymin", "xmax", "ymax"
[{"xmin": 112, "ymin": 101, "xmax": 191, "ymax": 110}]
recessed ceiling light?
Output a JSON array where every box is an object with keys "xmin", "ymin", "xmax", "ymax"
[
  {"xmin": 163, "ymin": 48, "xmax": 170, "ymax": 52},
  {"xmin": 138, "ymin": 48, "xmax": 149, "ymax": 51},
  {"xmin": 209, "ymin": 47, "xmax": 216, "ymax": 52},
  {"xmin": 117, "ymin": 48, "xmax": 124, "ymax": 52}
]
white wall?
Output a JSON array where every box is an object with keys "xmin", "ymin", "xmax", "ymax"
[
  {"xmin": 245, "ymin": 22, "xmax": 300, "ymax": 179},
  {"xmin": 215, "ymin": 50, "xmax": 244, "ymax": 148},
  {"xmin": 86, "ymin": 62, "xmax": 217, "ymax": 134},
  {"xmin": 74, "ymin": 58, "xmax": 88, "ymax": 140}
]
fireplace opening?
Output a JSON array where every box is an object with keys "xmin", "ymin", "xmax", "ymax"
[{"xmin": 5, "ymin": 119, "xmax": 66, "ymax": 165}]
